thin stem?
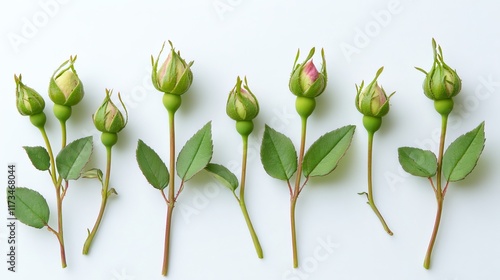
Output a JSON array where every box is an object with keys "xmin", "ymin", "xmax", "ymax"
[
  {"xmin": 366, "ymin": 132, "xmax": 393, "ymax": 236},
  {"xmin": 238, "ymin": 134, "xmax": 263, "ymax": 259},
  {"xmin": 436, "ymin": 114, "xmax": 448, "ymax": 194},
  {"xmin": 290, "ymin": 196, "xmax": 298, "ymax": 268},
  {"xmin": 428, "ymin": 177, "xmax": 437, "ymax": 194},
  {"xmin": 443, "ymin": 181, "xmax": 450, "ymax": 196},
  {"xmin": 82, "ymin": 146, "xmax": 112, "ymax": 255},
  {"xmin": 56, "ymin": 119, "xmax": 68, "ymax": 266},
  {"xmin": 161, "ymin": 190, "xmax": 169, "ymax": 204},
  {"xmin": 55, "ymin": 185, "xmax": 67, "ymax": 268},
  {"xmin": 424, "ymin": 197, "xmax": 443, "ymax": 269},
  {"xmin": 423, "ymin": 114, "xmax": 449, "ymax": 269},
  {"xmin": 290, "ymin": 116, "xmax": 308, "ymax": 268},
  {"xmin": 39, "ymin": 127, "xmax": 57, "ymax": 186},
  {"xmin": 287, "ymin": 180, "xmax": 293, "ymax": 197},
  {"xmin": 46, "ymin": 224, "xmax": 66, "ymax": 267},
  {"xmin": 294, "ymin": 117, "xmax": 308, "ymax": 195},
  {"xmin": 298, "ymin": 177, "xmax": 309, "ymax": 194},
  {"xmin": 60, "ymin": 120, "xmax": 67, "ymax": 148},
  {"xmin": 163, "ymin": 204, "xmax": 174, "ymax": 276},
  {"xmin": 175, "ymin": 180, "xmax": 185, "ymax": 201},
  {"xmin": 38, "ymin": 127, "xmax": 66, "ymax": 267},
  {"xmin": 162, "ymin": 110, "xmax": 176, "ymax": 276},
  {"xmin": 61, "ymin": 181, "xmax": 69, "ymax": 200}
]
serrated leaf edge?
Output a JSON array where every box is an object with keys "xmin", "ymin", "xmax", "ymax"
[
  {"xmin": 12, "ymin": 187, "xmax": 49, "ymax": 229},
  {"xmin": 260, "ymin": 125, "xmax": 297, "ymax": 180},
  {"xmin": 135, "ymin": 139, "xmax": 169, "ymax": 190},
  {"xmin": 177, "ymin": 122, "xmax": 213, "ymax": 181},
  {"xmin": 443, "ymin": 122, "xmax": 486, "ymax": 182},
  {"xmin": 303, "ymin": 125, "xmax": 356, "ymax": 177},
  {"xmin": 56, "ymin": 136, "xmax": 94, "ymax": 180},
  {"xmin": 397, "ymin": 147, "xmax": 437, "ymax": 178}
]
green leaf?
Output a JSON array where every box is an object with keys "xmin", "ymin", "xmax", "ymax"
[
  {"xmin": 443, "ymin": 122, "xmax": 486, "ymax": 182},
  {"xmin": 136, "ymin": 140, "xmax": 169, "ymax": 190},
  {"xmin": 205, "ymin": 163, "xmax": 239, "ymax": 192},
  {"xmin": 8, "ymin": 187, "xmax": 49, "ymax": 229},
  {"xmin": 260, "ymin": 125, "xmax": 297, "ymax": 180},
  {"xmin": 177, "ymin": 122, "xmax": 213, "ymax": 181},
  {"xmin": 56, "ymin": 136, "xmax": 93, "ymax": 180},
  {"xmin": 398, "ymin": 147, "xmax": 437, "ymax": 177},
  {"xmin": 302, "ymin": 125, "xmax": 356, "ymax": 177},
  {"xmin": 23, "ymin": 146, "xmax": 50, "ymax": 171}
]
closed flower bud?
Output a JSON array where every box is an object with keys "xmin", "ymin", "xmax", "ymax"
[
  {"xmin": 93, "ymin": 89, "xmax": 128, "ymax": 134},
  {"xmin": 289, "ymin": 47, "xmax": 327, "ymax": 98},
  {"xmin": 226, "ymin": 76, "xmax": 259, "ymax": 122},
  {"xmin": 14, "ymin": 74, "xmax": 45, "ymax": 116},
  {"xmin": 48, "ymin": 56, "xmax": 84, "ymax": 106},
  {"xmin": 416, "ymin": 39, "xmax": 461, "ymax": 101},
  {"xmin": 152, "ymin": 41, "xmax": 194, "ymax": 95},
  {"xmin": 355, "ymin": 67, "xmax": 394, "ymax": 118}
]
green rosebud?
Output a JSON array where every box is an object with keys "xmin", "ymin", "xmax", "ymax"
[
  {"xmin": 151, "ymin": 41, "xmax": 194, "ymax": 95},
  {"xmin": 416, "ymin": 39, "xmax": 461, "ymax": 101},
  {"xmin": 226, "ymin": 76, "xmax": 259, "ymax": 122},
  {"xmin": 93, "ymin": 89, "xmax": 128, "ymax": 134},
  {"xmin": 289, "ymin": 47, "xmax": 327, "ymax": 98},
  {"xmin": 48, "ymin": 56, "xmax": 84, "ymax": 106},
  {"xmin": 14, "ymin": 74, "xmax": 45, "ymax": 116},
  {"xmin": 355, "ymin": 67, "xmax": 395, "ymax": 118}
]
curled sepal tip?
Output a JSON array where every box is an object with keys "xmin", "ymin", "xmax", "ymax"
[
  {"xmin": 93, "ymin": 89, "xmax": 128, "ymax": 136},
  {"xmin": 49, "ymin": 55, "xmax": 84, "ymax": 107},
  {"xmin": 14, "ymin": 74, "xmax": 46, "ymax": 117},
  {"xmin": 152, "ymin": 41, "xmax": 194, "ymax": 95},
  {"xmin": 355, "ymin": 67, "xmax": 395, "ymax": 119},
  {"xmin": 289, "ymin": 47, "xmax": 327, "ymax": 98},
  {"xmin": 417, "ymin": 38, "xmax": 462, "ymax": 101},
  {"xmin": 226, "ymin": 76, "xmax": 259, "ymax": 122}
]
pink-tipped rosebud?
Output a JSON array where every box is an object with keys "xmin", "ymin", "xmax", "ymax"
[
  {"xmin": 355, "ymin": 67, "xmax": 394, "ymax": 118},
  {"xmin": 152, "ymin": 41, "xmax": 194, "ymax": 95},
  {"xmin": 226, "ymin": 76, "xmax": 259, "ymax": 122},
  {"xmin": 48, "ymin": 56, "xmax": 84, "ymax": 106},
  {"xmin": 289, "ymin": 47, "xmax": 327, "ymax": 98}
]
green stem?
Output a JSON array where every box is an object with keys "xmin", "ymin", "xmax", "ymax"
[
  {"xmin": 291, "ymin": 116, "xmax": 308, "ymax": 268},
  {"xmin": 60, "ymin": 120, "xmax": 67, "ymax": 148},
  {"xmin": 162, "ymin": 110, "xmax": 176, "ymax": 276},
  {"xmin": 366, "ymin": 131, "xmax": 393, "ymax": 235},
  {"xmin": 424, "ymin": 197, "xmax": 443, "ymax": 269},
  {"xmin": 82, "ymin": 146, "xmax": 112, "ymax": 255},
  {"xmin": 238, "ymin": 134, "xmax": 263, "ymax": 259},
  {"xmin": 423, "ymin": 114, "xmax": 448, "ymax": 269},
  {"xmin": 55, "ymin": 186, "xmax": 67, "ymax": 268},
  {"xmin": 38, "ymin": 127, "xmax": 57, "ymax": 186},
  {"xmin": 38, "ymin": 126, "xmax": 67, "ymax": 268}
]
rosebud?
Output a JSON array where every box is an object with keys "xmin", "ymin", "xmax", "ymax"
[
  {"xmin": 152, "ymin": 41, "xmax": 194, "ymax": 95},
  {"xmin": 48, "ymin": 56, "xmax": 84, "ymax": 106},
  {"xmin": 93, "ymin": 89, "xmax": 128, "ymax": 134},
  {"xmin": 355, "ymin": 67, "xmax": 394, "ymax": 118},
  {"xmin": 416, "ymin": 39, "xmax": 461, "ymax": 101},
  {"xmin": 14, "ymin": 74, "xmax": 45, "ymax": 116},
  {"xmin": 226, "ymin": 76, "xmax": 259, "ymax": 122},
  {"xmin": 289, "ymin": 47, "xmax": 327, "ymax": 98}
]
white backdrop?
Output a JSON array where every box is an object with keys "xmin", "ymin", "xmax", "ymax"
[{"xmin": 1, "ymin": 1, "xmax": 499, "ymax": 279}]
